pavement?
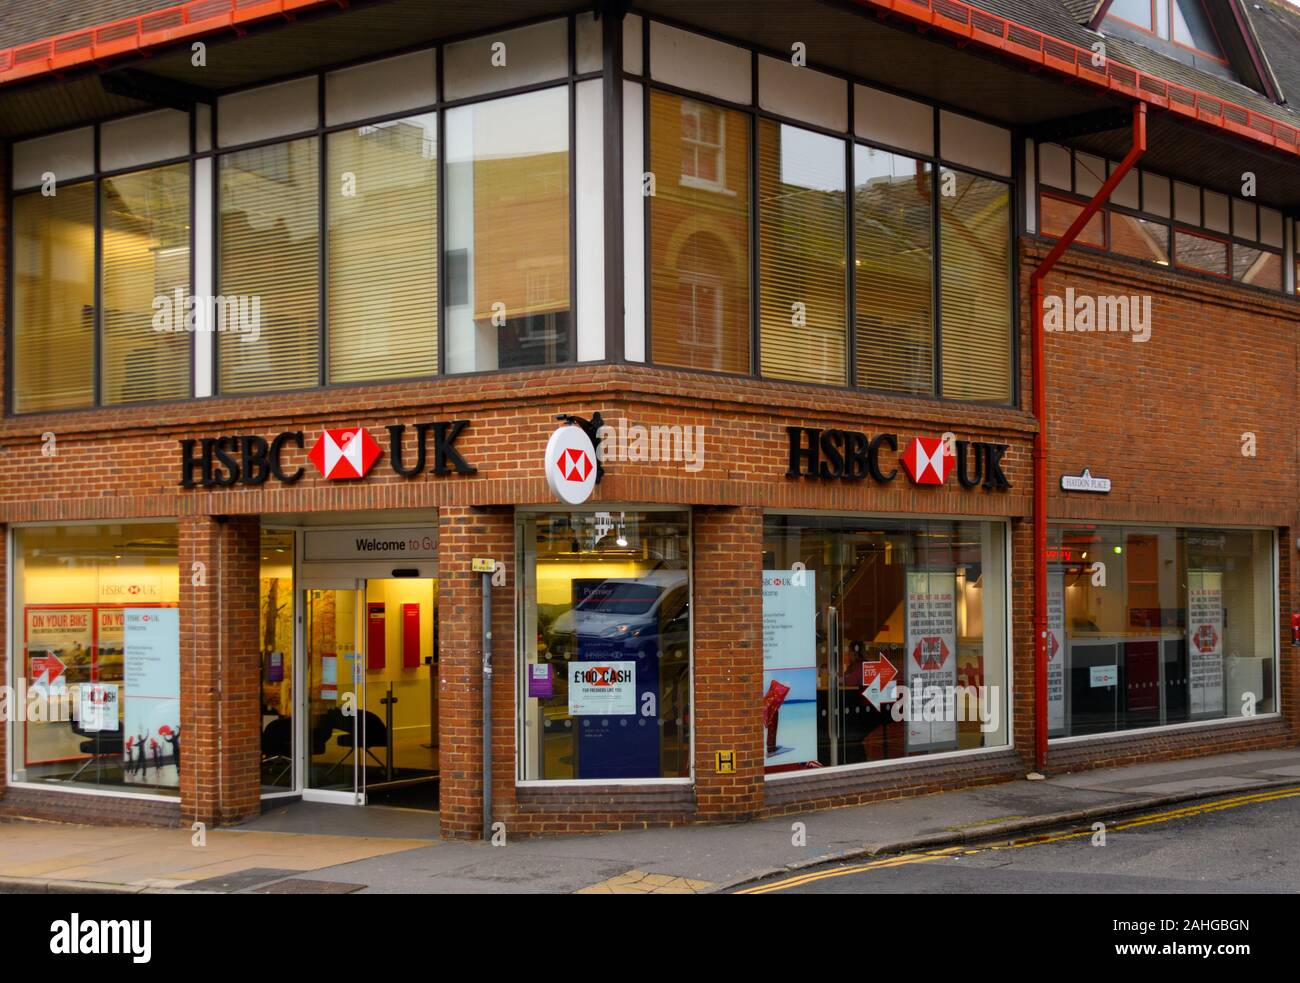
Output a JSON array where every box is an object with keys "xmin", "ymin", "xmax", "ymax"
[{"xmin": 2, "ymin": 746, "xmax": 1299, "ymax": 894}]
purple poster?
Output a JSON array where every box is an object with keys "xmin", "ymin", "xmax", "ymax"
[{"xmin": 528, "ymin": 662, "xmax": 554, "ymax": 698}]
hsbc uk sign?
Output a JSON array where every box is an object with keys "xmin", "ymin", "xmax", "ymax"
[
  {"xmin": 785, "ymin": 427, "xmax": 1011, "ymax": 491},
  {"xmin": 179, "ymin": 421, "xmax": 475, "ymax": 488}
]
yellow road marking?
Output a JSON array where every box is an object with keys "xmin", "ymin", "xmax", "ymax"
[{"xmin": 739, "ymin": 785, "xmax": 1300, "ymax": 894}]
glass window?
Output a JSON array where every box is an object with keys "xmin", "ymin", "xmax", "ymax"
[
  {"xmin": 445, "ymin": 88, "xmax": 570, "ymax": 373},
  {"xmin": 1110, "ymin": 212, "xmax": 1170, "ymax": 265},
  {"xmin": 1048, "ymin": 526, "xmax": 1276, "ymax": 737},
  {"xmin": 1174, "ymin": 228, "xmax": 1228, "ymax": 277},
  {"xmin": 1172, "ymin": 0, "xmax": 1223, "ymax": 57},
  {"xmin": 327, "ymin": 115, "xmax": 439, "ymax": 383},
  {"xmin": 939, "ymin": 168, "xmax": 1012, "ymax": 402},
  {"xmin": 10, "ymin": 524, "xmax": 180, "ymax": 794},
  {"xmin": 1039, "ymin": 194, "xmax": 1105, "ymax": 249},
  {"xmin": 260, "ymin": 529, "xmax": 295, "ymax": 791},
  {"xmin": 13, "ymin": 185, "xmax": 95, "ymax": 413},
  {"xmin": 758, "ymin": 121, "xmax": 846, "ymax": 385},
  {"xmin": 649, "ymin": 90, "xmax": 751, "ymax": 374},
  {"xmin": 1109, "ymin": 0, "xmax": 1154, "ymax": 30},
  {"xmin": 519, "ymin": 511, "xmax": 691, "ymax": 781},
  {"xmin": 219, "ymin": 138, "xmax": 321, "ymax": 393},
  {"xmin": 854, "ymin": 146, "xmax": 933, "ymax": 394},
  {"xmin": 101, "ymin": 163, "xmax": 192, "ymax": 405},
  {"xmin": 1232, "ymin": 244, "xmax": 1282, "ymax": 291},
  {"xmin": 763, "ymin": 516, "xmax": 1008, "ymax": 773}
]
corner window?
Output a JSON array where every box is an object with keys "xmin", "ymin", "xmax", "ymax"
[
  {"xmin": 10, "ymin": 524, "xmax": 180, "ymax": 795},
  {"xmin": 518, "ymin": 511, "xmax": 691, "ymax": 781},
  {"xmin": 763, "ymin": 515, "xmax": 1009, "ymax": 774},
  {"xmin": 1048, "ymin": 526, "xmax": 1276, "ymax": 737}
]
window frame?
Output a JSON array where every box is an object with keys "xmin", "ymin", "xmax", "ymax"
[
  {"xmin": 636, "ymin": 29, "xmax": 1017, "ymax": 407},
  {"xmin": 7, "ymin": 129, "xmax": 198, "ymax": 415},
  {"xmin": 1105, "ymin": 0, "xmax": 1232, "ymax": 67},
  {"xmin": 6, "ymin": 11, "xmax": 598, "ymax": 414},
  {"xmin": 513, "ymin": 505, "xmax": 695, "ymax": 787}
]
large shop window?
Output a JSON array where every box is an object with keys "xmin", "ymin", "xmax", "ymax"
[
  {"xmin": 445, "ymin": 88, "xmax": 571, "ymax": 373},
  {"xmin": 763, "ymin": 516, "xmax": 1008, "ymax": 773},
  {"xmin": 519, "ymin": 511, "xmax": 691, "ymax": 781},
  {"xmin": 649, "ymin": 91, "xmax": 752, "ymax": 374},
  {"xmin": 1047, "ymin": 526, "xmax": 1277, "ymax": 737},
  {"xmin": 9, "ymin": 524, "xmax": 180, "ymax": 795}
]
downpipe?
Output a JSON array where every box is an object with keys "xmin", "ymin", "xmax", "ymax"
[{"xmin": 1031, "ymin": 102, "xmax": 1147, "ymax": 772}]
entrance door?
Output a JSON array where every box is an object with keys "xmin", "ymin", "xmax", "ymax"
[
  {"xmin": 304, "ymin": 581, "xmax": 365, "ymax": 803},
  {"xmin": 301, "ymin": 576, "xmax": 439, "ymax": 807}
]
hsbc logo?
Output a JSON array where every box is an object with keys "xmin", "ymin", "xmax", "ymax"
[
  {"xmin": 309, "ymin": 428, "xmax": 381, "ymax": 480},
  {"xmin": 545, "ymin": 423, "xmax": 599, "ymax": 504},
  {"xmin": 786, "ymin": 427, "xmax": 1010, "ymax": 491},
  {"xmin": 180, "ymin": 421, "xmax": 475, "ymax": 488}
]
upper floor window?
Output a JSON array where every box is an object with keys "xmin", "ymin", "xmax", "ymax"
[{"xmin": 1106, "ymin": 0, "xmax": 1228, "ymax": 63}]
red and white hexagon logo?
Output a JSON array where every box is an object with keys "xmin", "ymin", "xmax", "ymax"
[
  {"xmin": 309, "ymin": 427, "xmax": 381, "ymax": 480},
  {"xmin": 545, "ymin": 425, "xmax": 597, "ymax": 504},
  {"xmin": 900, "ymin": 436, "xmax": 952, "ymax": 486}
]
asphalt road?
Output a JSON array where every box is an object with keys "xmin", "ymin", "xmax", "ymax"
[{"xmin": 735, "ymin": 786, "xmax": 1300, "ymax": 894}]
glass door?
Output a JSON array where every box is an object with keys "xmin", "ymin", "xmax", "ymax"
[{"xmin": 304, "ymin": 581, "xmax": 365, "ymax": 802}]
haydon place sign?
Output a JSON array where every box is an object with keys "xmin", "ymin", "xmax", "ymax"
[
  {"xmin": 179, "ymin": 421, "xmax": 475, "ymax": 488},
  {"xmin": 785, "ymin": 426, "xmax": 1011, "ymax": 491}
]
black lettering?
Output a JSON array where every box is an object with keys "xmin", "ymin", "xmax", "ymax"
[
  {"xmin": 179, "ymin": 439, "xmax": 209, "ymax": 488},
  {"xmin": 843, "ymin": 431, "xmax": 869, "ymax": 481},
  {"xmin": 868, "ymin": 433, "xmax": 898, "ymax": 483},
  {"xmin": 432, "ymin": 420, "xmax": 476, "ymax": 475},
  {"xmin": 818, "ymin": 429, "xmax": 845, "ymax": 479},
  {"xmin": 388, "ymin": 423, "xmax": 435, "ymax": 478},
  {"xmin": 982, "ymin": 443, "xmax": 1012, "ymax": 491},
  {"xmin": 211, "ymin": 437, "xmax": 240, "ymax": 487},
  {"xmin": 269, "ymin": 431, "xmax": 304, "ymax": 483},
  {"xmin": 955, "ymin": 440, "xmax": 983, "ymax": 489},
  {"xmin": 786, "ymin": 427, "xmax": 820, "ymax": 478},
  {"xmin": 241, "ymin": 436, "xmax": 270, "ymax": 486}
]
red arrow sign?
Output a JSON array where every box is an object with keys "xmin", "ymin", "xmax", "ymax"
[
  {"xmin": 30, "ymin": 651, "xmax": 66, "ymax": 682},
  {"xmin": 861, "ymin": 654, "xmax": 899, "ymax": 710}
]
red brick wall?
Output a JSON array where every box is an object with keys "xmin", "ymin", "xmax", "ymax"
[
  {"xmin": 179, "ymin": 515, "xmax": 262, "ymax": 826},
  {"xmin": 692, "ymin": 506, "xmax": 764, "ymax": 820}
]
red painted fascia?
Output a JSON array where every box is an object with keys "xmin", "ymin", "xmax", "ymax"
[
  {"xmin": 0, "ymin": 0, "xmax": 345, "ymax": 88},
  {"xmin": 853, "ymin": 0, "xmax": 1300, "ymax": 158}
]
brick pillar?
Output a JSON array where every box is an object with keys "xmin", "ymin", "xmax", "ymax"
[
  {"xmin": 180, "ymin": 515, "xmax": 261, "ymax": 826},
  {"xmin": 692, "ymin": 506, "xmax": 764, "ymax": 821},
  {"xmin": 1010, "ymin": 516, "xmax": 1035, "ymax": 769},
  {"xmin": 437, "ymin": 506, "xmax": 515, "ymax": 840}
]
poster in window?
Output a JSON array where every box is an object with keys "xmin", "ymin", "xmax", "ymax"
[
  {"xmin": 24, "ymin": 607, "xmax": 93, "ymax": 765},
  {"xmin": 122, "ymin": 608, "xmax": 181, "ymax": 788},
  {"xmin": 904, "ymin": 571, "xmax": 959, "ymax": 753},
  {"xmin": 1187, "ymin": 570, "xmax": 1224, "ymax": 718},
  {"xmin": 1047, "ymin": 569, "xmax": 1067, "ymax": 735},
  {"xmin": 762, "ymin": 569, "xmax": 818, "ymax": 770},
  {"xmin": 571, "ymin": 577, "xmax": 663, "ymax": 779},
  {"xmin": 96, "ymin": 608, "xmax": 126, "ymax": 685}
]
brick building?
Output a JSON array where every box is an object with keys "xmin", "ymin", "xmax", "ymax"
[{"xmin": 0, "ymin": 0, "xmax": 1296, "ymax": 839}]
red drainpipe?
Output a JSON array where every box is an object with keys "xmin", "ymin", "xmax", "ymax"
[{"xmin": 1030, "ymin": 101, "xmax": 1146, "ymax": 772}]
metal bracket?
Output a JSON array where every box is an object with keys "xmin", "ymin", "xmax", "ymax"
[{"xmin": 555, "ymin": 412, "xmax": 606, "ymax": 484}]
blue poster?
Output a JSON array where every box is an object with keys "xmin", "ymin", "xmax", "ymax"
[
  {"xmin": 571, "ymin": 577, "xmax": 673, "ymax": 779},
  {"xmin": 122, "ymin": 608, "xmax": 181, "ymax": 788}
]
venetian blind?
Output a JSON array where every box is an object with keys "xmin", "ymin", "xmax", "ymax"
[
  {"xmin": 939, "ymin": 169, "xmax": 1012, "ymax": 403},
  {"xmin": 101, "ymin": 163, "xmax": 191, "ymax": 405},
  {"xmin": 854, "ymin": 146, "xmax": 933, "ymax": 394},
  {"xmin": 13, "ymin": 185, "xmax": 95, "ymax": 413},
  {"xmin": 219, "ymin": 138, "xmax": 320, "ymax": 393},
  {"xmin": 327, "ymin": 116, "xmax": 438, "ymax": 383},
  {"xmin": 758, "ymin": 120, "xmax": 847, "ymax": 385},
  {"xmin": 648, "ymin": 89, "xmax": 751, "ymax": 374}
]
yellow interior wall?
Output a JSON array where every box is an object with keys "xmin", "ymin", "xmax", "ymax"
[{"xmin": 536, "ymin": 561, "xmax": 657, "ymax": 607}]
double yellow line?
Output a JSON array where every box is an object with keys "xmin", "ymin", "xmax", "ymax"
[{"xmin": 736, "ymin": 784, "xmax": 1300, "ymax": 894}]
